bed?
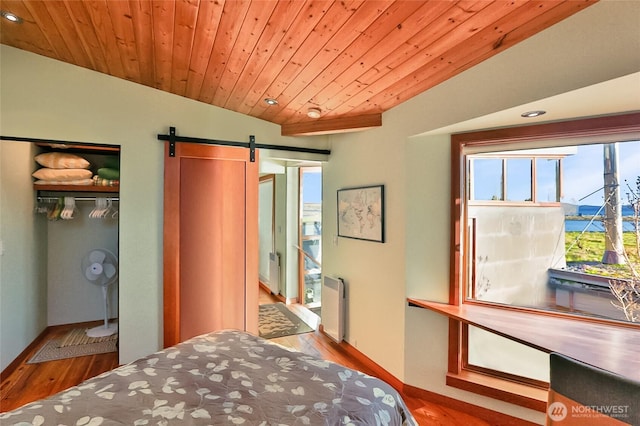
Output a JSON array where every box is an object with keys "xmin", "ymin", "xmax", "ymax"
[{"xmin": 1, "ymin": 329, "xmax": 417, "ymax": 425}]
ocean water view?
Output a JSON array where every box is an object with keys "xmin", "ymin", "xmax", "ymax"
[{"xmin": 566, "ymin": 204, "xmax": 636, "ymax": 232}]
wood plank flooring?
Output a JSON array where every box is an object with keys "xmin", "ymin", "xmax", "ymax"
[
  {"xmin": 261, "ymin": 290, "xmax": 493, "ymax": 426},
  {"xmin": 0, "ymin": 320, "xmax": 119, "ymax": 412},
  {"xmin": 1, "ymin": 292, "xmax": 494, "ymax": 425}
]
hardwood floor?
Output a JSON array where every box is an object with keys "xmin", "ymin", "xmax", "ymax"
[
  {"xmin": 260, "ymin": 289, "xmax": 494, "ymax": 426},
  {"xmin": 269, "ymin": 330, "xmax": 495, "ymax": 425},
  {"xmin": 1, "ymin": 291, "xmax": 501, "ymax": 425},
  {"xmin": 0, "ymin": 320, "xmax": 119, "ymax": 412}
]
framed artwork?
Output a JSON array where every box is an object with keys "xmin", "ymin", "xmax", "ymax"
[{"xmin": 337, "ymin": 184, "xmax": 385, "ymax": 243}]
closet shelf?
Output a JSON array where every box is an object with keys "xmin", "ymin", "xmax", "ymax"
[
  {"xmin": 35, "ymin": 142, "xmax": 120, "ymax": 154},
  {"xmin": 34, "ymin": 184, "xmax": 119, "ymax": 193},
  {"xmin": 32, "ymin": 143, "xmax": 120, "ymax": 194}
]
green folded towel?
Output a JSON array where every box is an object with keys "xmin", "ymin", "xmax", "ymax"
[
  {"xmin": 98, "ymin": 167, "xmax": 120, "ymax": 180},
  {"xmin": 103, "ymin": 156, "xmax": 120, "ymax": 170},
  {"xmin": 104, "ymin": 155, "xmax": 120, "ymax": 170}
]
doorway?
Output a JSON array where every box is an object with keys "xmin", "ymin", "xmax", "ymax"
[
  {"xmin": 258, "ymin": 175, "xmax": 277, "ymax": 293},
  {"xmin": 299, "ymin": 167, "xmax": 322, "ymax": 315}
]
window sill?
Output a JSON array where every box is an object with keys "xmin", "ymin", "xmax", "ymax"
[
  {"xmin": 407, "ymin": 298, "xmax": 640, "ymax": 382},
  {"xmin": 446, "ymin": 370, "xmax": 547, "ymax": 412}
]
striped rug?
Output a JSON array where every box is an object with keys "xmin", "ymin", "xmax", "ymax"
[
  {"xmin": 59, "ymin": 327, "xmax": 117, "ymax": 347},
  {"xmin": 27, "ymin": 328, "xmax": 117, "ymax": 364}
]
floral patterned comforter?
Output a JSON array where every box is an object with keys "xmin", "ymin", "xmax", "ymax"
[{"xmin": 1, "ymin": 330, "xmax": 417, "ymax": 425}]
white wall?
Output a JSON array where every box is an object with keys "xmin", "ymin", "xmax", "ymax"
[
  {"xmin": 0, "ymin": 44, "xmax": 328, "ymax": 366},
  {"xmin": 46, "ymin": 202, "xmax": 119, "ymax": 326},
  {"xmin": 324, "ymin": 1, "xmax": 640, "ymax": 424},
  {"xmin": 323, "ymin": 123, "xmax": 408, "ymax": 375},
  {"xmin": 0, "ymin": 142, "xmax": 48, "ymax": 372}
]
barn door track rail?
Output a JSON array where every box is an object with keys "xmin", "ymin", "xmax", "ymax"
[{"xmin": 158, "ymin": 127, "xmax": 330, "ymax": 162}]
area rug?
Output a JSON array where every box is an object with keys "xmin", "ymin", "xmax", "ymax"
[
  {"xmin": 59, "ymin": 327, "xmax": 117, "ymax": 347},
  {"xmin": 28, "ymin": 328, "xmax": 117, "ymax": 364},
  {"xmin": 259, "ymin": 303, "xmax": 313, "ymax": 339}
]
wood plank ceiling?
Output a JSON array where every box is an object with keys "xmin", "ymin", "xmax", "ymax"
[{"xmin": 0, "ymin": 0, "xmax": 596, "ymax": 136}]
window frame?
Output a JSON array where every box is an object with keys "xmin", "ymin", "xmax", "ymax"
[
  {"xmin": 448, "ymin": 112, "xmax": 640, "ymax": 410},
  {"xmin": 468, "ymin": 154, "xmax": 564, "ymax": 204}
]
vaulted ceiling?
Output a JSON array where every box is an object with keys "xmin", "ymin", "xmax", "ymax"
[{"xmin": 0, "ymin": 0, "xmax": 596, "ymax": 136}]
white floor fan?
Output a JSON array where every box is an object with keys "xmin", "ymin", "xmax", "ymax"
[{"xmin": 81, "ymin": 249, "xmax": 119, "ymax": 338}]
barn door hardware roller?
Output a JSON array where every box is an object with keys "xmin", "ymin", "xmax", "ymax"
[{"xmin": 158, "ymin": 127, "xmax": 330, "ymax": 161}]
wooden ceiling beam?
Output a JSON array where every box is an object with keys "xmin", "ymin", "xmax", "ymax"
[{"xmin": 281, "ymin": 113, "xmax": 381, "ymax": 136}]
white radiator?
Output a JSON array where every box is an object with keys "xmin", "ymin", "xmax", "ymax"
[
  {"xmin": 322, "ymin": 276, "xmax": 345, "ymax": 343},
  {"xmin": 268, "ymin": 252, "xmax": 280, "ymax": 294}
]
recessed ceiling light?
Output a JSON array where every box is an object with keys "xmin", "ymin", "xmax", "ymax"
[
  {"xmin": 264, "ymin": 98, "xmax": 278, "ymax": 106},
  {"xmin": 521, "ymin": 110, "xmax": 546, "ymax": 118},
  {"xmin": 307, "ymin": 107, "xmax": 321, "ymax": 119},
  {"xmin": 1, "ymin": 11, "xmax": 23, "ymax": 23}
]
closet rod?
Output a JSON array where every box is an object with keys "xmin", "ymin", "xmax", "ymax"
[{"xmin": 37, "ymin": 196, "xmax": 119, "ymax": 202}]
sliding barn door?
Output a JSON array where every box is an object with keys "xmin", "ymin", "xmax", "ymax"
[{"xmin": 163, "ymin": 142, "xmax": 258, "ymax": 347}]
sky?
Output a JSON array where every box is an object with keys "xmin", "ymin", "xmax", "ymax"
[
  {"xmin": 302, "ymin": 169, "xmax": 322, "ymax": 203},
  {"xmin": 562, "ymin": 140, "xmax": 640, "ymax": 206},
  {"xmin": 472, "ymin": 140, "xmax": 640, "ymax": 206}
]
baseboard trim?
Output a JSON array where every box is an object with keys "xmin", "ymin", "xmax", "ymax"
[
  {"xmin": 0, "ymin": 327, "xmax": 48, "ymax": 381},
  {"xmin": 258, "ymin": 282, "xmax": 295, "ymax": 304},
  {"xmin": 333, "ymin": 333, "xmax": 538, "ymax": 426},
  {"xmin": 258, "ymin": 281, "xmax": 271, "ymax": 294},
  {"xmin": 337, "ymin": 334, "xmax": 404, "ymax": 393},
  {"xmin": 1, "ymin": 320, "xmax": 112, "ymax": 382},
  {"xmin": 404, "ymin": 384, "xmax": 539, "ymax": 426}
]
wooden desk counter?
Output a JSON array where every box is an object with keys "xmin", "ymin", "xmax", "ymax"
[{"xmin": 408, "ymin": 298, "xmax": 640, "ymax": 382}]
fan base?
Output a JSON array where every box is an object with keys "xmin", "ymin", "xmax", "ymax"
[{"xmin": 86, "ymin": 322, "xmax": 118, "ymax": 338}]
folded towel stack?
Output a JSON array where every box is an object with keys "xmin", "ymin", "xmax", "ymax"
[
  {"xmin": 98, "ymin": 167, "xmax": 119, "ymax": 179},
  {"xmin": 93, "ymin": 176, "xmax": 119, "ymax": 187},
  {"xmin": 94, "ymin": 158, "xmax": 119, "ymax": 187}
]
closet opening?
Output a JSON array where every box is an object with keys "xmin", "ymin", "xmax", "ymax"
[
  {"xmin": 0, "ymin": 139, "xmax": 121, "ymax": 409},
  {"xmin": 14, "ymin": 140, "xmax": 120, "ymax": 361}
]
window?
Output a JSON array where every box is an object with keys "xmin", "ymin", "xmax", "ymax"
[
  {"xmin": 449, "ymin": 113, "xmax": 640, "ymax": 409},
  {"xmin": 465, "ymin": 143, "xmax": 639, "ymax": 320},
  {"xmin": 469, "ymin": 154, "xmax": 563, "ymax": 203},
  {"xmin": 536, "ymin": 158, "xmax": 561, "ymax": 202},
  {"xmin": 470, "ymin": 158, "xmax": 503, "ymax": 201}
]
